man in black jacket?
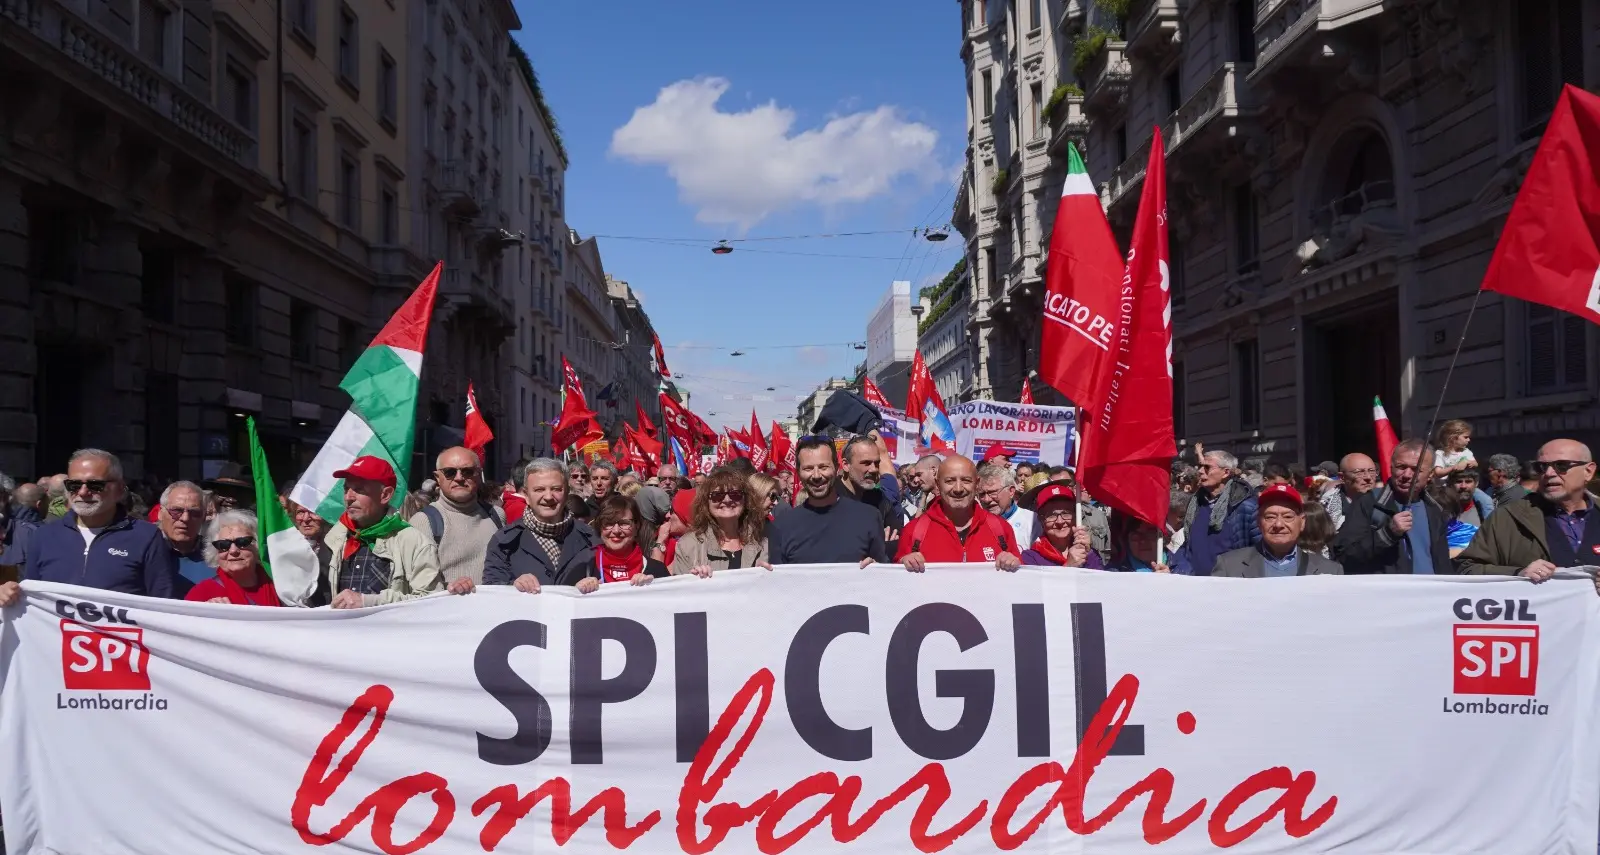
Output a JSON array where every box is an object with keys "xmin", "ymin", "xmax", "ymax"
[
  {"xmin": 485, "ymin": 458, "xmax": 599, "ymax": 591},
  {"xmin": 836, "ymin": 435, "xmax": 903, "ymax": 547},
  {"xmin": 1332, "ymin": 439, "xmax": 1453, "ymax": 574}
]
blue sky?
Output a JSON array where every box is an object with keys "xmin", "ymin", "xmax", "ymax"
[{"xmin": 514, "ymin": 0, "xmax": 968, "ymax": 431}]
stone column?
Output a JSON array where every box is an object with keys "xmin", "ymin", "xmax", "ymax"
[
  {"xmin": 80, "ymin": 219, "xmax": 145, "ymax": 474},
  {"xmin": 0, "ymin": 171, "xmax": 35, "ymax": 478},
  {"xmin": 178, "ymin": 255, "xmax": 228, "ymax": 480}
]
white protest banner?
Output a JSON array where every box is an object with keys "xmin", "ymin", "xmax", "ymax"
[
  {"xmin": 4, "ymin": 570, "xmax": 1599, "ymax": 854},
  {"xmin": 950, "ymin": 399, "xmax": 1076, "ymax": 466},
  {"xmin": 876, "ymin": 406, "xmax": 922, "ymax": 467}
]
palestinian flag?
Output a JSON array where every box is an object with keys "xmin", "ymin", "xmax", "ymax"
[
  {"xmin": 290, "ymin": 262, "xmax": 441, "ymax": 523},
  {"xmin": 1374, "ymin": 396, "xmax": 1399, "ymax": 481},
  {"xmin": 249, "ymin": 417, "xmax": 320, "ymax": 605}
]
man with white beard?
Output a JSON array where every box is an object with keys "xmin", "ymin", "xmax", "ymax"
[{"xmin": 0, "ymin": 448, "xmax": 177, "ymax": 607}]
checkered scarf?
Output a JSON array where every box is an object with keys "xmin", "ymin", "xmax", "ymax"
[{"xmin": 522, "ymin": 508, "xmax": 573, "ymax": 568}]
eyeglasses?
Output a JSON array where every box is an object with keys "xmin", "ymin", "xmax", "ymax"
[
  {"xmin": 165, "ymin": 507, "xmax": 205, "ymax": 519},
  {"xmin": 439, "ymin": 467, "xmax": 480, "ymax": 480},
  {"xmin": 1536, "ymin": 460, "xmax": 1594, "ymax": 475},
  {"xmin": 1343, "ymin": 468, "xmax": 1378, "ymax": 477},
  {"xmin": 709, "ymin": 489, "xmax": 745, "ymax": 504},
  {"xmin": 63, "ymin": 479, "xmax": 110, "ymax": 494},
  {"xmin": 1041, "ymin": 509, "xmax": 1075, "ymax": 522},
  {"xmin": 210, "ymin": 536, "xmax": 256, "ymax": 552},
  {"xmin": 601, "ymin": 520, "xmax": 637, "ymax": 532}
]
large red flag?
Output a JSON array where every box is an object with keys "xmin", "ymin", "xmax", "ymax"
[
  {"xmin": 1078, "ymin": 127, "xmax": 1175, "ymax": 527},
  {"xmin": 1481, "ymin": 85, "xmax": 1600, "ymax": 321},
  {"xmin": 905, "ymin": 351, "xmax": 955, "ymax": 451},
  {"xmin": 652, "ymin": 333, "xmax": 672, "ymax": 378},
  {"xmin": 635, "ymin": 401, "xmax": 658, "ymax": 440},
  {"xmin": 553, "ymin": 356, "xmax": 601, "ymax": 453},
  {"xmin": 1020, "ymin": 378, "xmax": 1034, "ymax": 405},
  {"xmin": 661, "ymin": 394, "xmax": 717, "ymax": 448},
  {"xmin": 462, "ymin": 382, "xmax": 494, "ymax": 461},
  {"xmin": 1040, "ymin": 142, "xmax": 1126, "ymax": 409},
  {"xmin": 861, "ymin": 377, "xmax": 891, "ymax": 410}
]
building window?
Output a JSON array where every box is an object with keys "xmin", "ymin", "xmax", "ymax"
[
  {"xmin": 981, "ymin": 70, "xmax": 993, "ymax": 119},
  {"xmin": 1232, "ymin": 0, "xmax": 1256, "ymax": 62},
  {"xmin": 1027, "ymin": 0, "xmax": 1040, "ymax": 30},
  {"xmin": 225, "ymin": 277, "xmax": 258, "ymax": 346},
  {"xmin": 1233, "ymin": 339, "xmax": 1260, "ymax": 431},
  {"xmin": 288, "ymin": 114, "xmax": 316, "ymax": 199},
  {"xmin": 1232, "ymin": 183, "xmax": 1259, "ymax": 274},
  {"xmin": 1169, "ymin": 233, "xmax": 1186, "ymax": 309},
  {"xmin": 28, "ymin": 210, "xmax": 79, "ymax": 284},
  {"xmin": 1113, "ymin": 123, "xmax": 1128, "ymax": 163},
  {"xmin": 1164, "ymin": 68, "xmax": 1182, "ymax": 115},
  {"xmin": 973, "ymin": 0, "xmax": 986, "ymax": 29},
  {"xmin": 138, "ymin": 0, "xmax": 172, "ymax": 70},
  {"xmin": 520, "ymin": 388, "xmax": 527, "ymax": 425},
  {"xmin": 338, "ymin": 149, "xmax": 360, "ymax": 229},
  {"xmin": 380, "ymin": 184, "xmax": 398, "ymax": 244},
  {"xmin": 290, "ymin": 300, "xmax": 318, "ymax": 363},
  {"xmin": 338, "ymin": 6, "xmax": 359, "ymax": 90},
  {"xmin": 291, "ymin": 0, "xmax": 316, "ymax": 44},
  {"xmin": 1517, "ymin": 0, "xmax": 1583, "ymax": 139},
  {"xmin": 223, "ymin": 61, "xmax": 255, "ymax": 131},
  {"xmin": 140, "ymin": 244, "xmax": 176, "ymax": 324},
  {"xmin": 378, "ymin": 50, "xmax": 398, "ymax": 128},
  {"xmin": 338, "ymin": 317, "xmax": 363, "ymax": 370},
  {"xmin": 1526, "ymin": 303, "xmax": 1589, "ymax": 394},
  {"xmin": 1172, "ymin": 359, "xmax": 1186, "ymax": 441},
  {"xmin": 1029, "ymin": 82, "xmax": 1043, "ymax": 138}
]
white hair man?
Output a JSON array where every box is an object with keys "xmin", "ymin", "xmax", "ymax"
[
  {"xmin": 157, "ymin": 480, "xmax": 212, "ymax": 592},
  {"xmin": 976, "ymin": 463, "xmax": 1034, "ymax": 551}
]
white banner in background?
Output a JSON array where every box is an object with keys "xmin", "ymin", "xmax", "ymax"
[
  {"xmin": 4, "ymin": 570, "xmax": 1600, "ymax": 854},
  {"xmin": 950, "ymin": 399, "xmax": 1076, "ymax": 467}
]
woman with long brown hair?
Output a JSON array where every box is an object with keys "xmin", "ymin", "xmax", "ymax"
[
  {"xmin": 670, "ymin": 467, "xmax": 769, "ymax": 577},
  {"xmin": 574, "ymin": 494, "xmax": 670, "ymax": 593}
]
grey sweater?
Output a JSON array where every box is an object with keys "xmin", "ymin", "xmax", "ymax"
[{"xmin": 408, "ymin": 497, "xmax": 503, "ymax": 585}]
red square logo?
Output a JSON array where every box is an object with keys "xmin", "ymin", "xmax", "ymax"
[
  {"xmin": 1453, "ymin": 624, "xmax": 1539, "ymax": 696},
  {"xmin": 60, "ymin": 621, "xmax": 150, "ymax": 691}
]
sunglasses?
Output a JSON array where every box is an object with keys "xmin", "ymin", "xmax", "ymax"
[
  {"xmin": 165, "ymin": 507, "xmax": 205, "ymax": 519},
  {"xmin": 211, "ymin": 536, "xmax": 256, "ymax": 552},
  {"xmin": 438, "ymin": 467, "xmax": 480, "ymax": 480},
  {"xmin": 709, "ymin": 489, "xmax": 746, "ymax": 503},
  {"xmin": 1536, "ymin": 460, "xmax": 1594, "ymax": 475},
  {"xmin": 64, "ymin": 479, "xmax": 111, "ymax": 494}
]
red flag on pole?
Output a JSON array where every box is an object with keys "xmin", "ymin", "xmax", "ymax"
[
  {"xmin": 626, "ymin": 422, "xmax": 662, "ymax": 468},
  {"xmin": 661, "ymin": 394, "xmax": 717, "ymax": 448},
  {"xmin": 463, "ymin": 382, "xmax": 494, "ymax": 461},
  {"xmin": 906, "ymin": 351, "xmax": 955, "ymax": 451},
  {"xmin": 1373, "ymin": 396, "xmax": 1399, "ymax": 481},
  {"xmin": 612, "ymin": 435, "xmax": 630, "ymax": 470},
  {"xmin": 1040, "ymin": 142, "xmax": 1126, "ymax": 409},
  {"xmin": 770, "ymin": 421, "xmax": 794, "ymax": 474},
  {"xmin": 1481, "ymin": 85, "xmax": 1600, "ymax": 322},
  {"xmin": 1078, "ymin": 127, "xmax": 1175, "ymax": 527},
  {"xmin": 1020, "ymin": 378, "xmax": 1034, "ymax": 405},
  {"xmin": 635, "ymin": 401, "xmax": 658, "ymax": 440},
  {"xmin": 652, "ymin": 333, "xmax": 672, "ymax": 379},
  {"xmin": 553, "ymin": 356, "xmax": 602, "ymax": 454},
  {"xmin": 861, "ymin": 377, "xmax": 891, "ymax": 409}
]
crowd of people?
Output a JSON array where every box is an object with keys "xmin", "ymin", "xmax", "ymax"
[{"xmin": 0, "ymin": 415, "xmax": 1595, "ymax": 615}]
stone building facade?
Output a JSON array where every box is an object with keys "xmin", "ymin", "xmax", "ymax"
[
  {"xmin": 958, "ymin": 0, "xmax": 1600, "ymax": 464},
  {"xmin": 604, "ymin": 275, "xmax": 663, "ymax": 432}
]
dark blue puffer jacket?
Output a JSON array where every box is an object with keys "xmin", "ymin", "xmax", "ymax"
[{"xmin": 24, "ymin": 511, "xmax": 177, "ymax": 598}]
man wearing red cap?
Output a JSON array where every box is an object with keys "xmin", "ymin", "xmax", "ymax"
[
  {"xmin": 324, "ymin": 455, "xmax": 443, "ymax": 608},
  {"xmin": 1213, "ymin": 484, "xmax": 1342, "ymax": 577},
  {"xmin": 981, "ymin": 444, "xmax": 1016, "ymax": 469},
  {"xmin": 896, "ymin": 455, "xmax": 1021, "ymax": 571}
]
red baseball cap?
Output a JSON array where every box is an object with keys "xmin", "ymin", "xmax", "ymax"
[
  {"xmin": 333, "ymin": 455, "xmax": 397, "ymax": 489},
  {"xmin": 982, "ymin": 445, "xmax": 1017, "ymax": 462},
  {"xmin": 1032, "ymin": 483, "xmax": 1076, "ymax": 510},
  {"xmin": 1257, "ymin": 483, "xmax": 1303, "ymax": 511},
  {"xmin": 672, "ymin": 488, "xmax": 696, "ymax": 523}
]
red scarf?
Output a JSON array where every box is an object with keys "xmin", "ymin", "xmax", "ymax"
[
  {"xmin": 213, "ymin": 571, "xmax": 280, "ymax": 606},
  {"xmin": 1029, "ymin": 536, "xmax": 1069, "ymax": 567},
  {"xmin": 597, "ymin": 543, "xmax": 646, "ymax": 583}
]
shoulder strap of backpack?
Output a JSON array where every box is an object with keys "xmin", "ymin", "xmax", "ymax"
[
  {"xmin": 905, "ymin": 513, "xmax": 932, "ymax": 554},
  {"xmin": 981, "ymin": 512, "xmax": 1012, "ymax": 553},
  {"xmin": 480, "ymin": 501, "xmax": 504, "ymax": 526},
  {"xmin": 421, "ymin": 505, "xmax": 444, "ymax": 546}
]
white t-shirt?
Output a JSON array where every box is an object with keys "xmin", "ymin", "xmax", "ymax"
[
  {"xmin": 76, "ymin": 521, "xmax": 105, "ymax": 552},
  {"xmin": 1437, "ymin": 448, "xmax": 1476, "ymax": 472}
]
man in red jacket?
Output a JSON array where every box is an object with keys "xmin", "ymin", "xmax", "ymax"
[{"xmin": 896, "ymin": 455, "xmax": 1021, "ymax": 572}]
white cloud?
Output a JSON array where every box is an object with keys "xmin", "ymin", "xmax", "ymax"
[{"xmin": 611, "ymin": 78, "xmax": 942, "ymax": 229}]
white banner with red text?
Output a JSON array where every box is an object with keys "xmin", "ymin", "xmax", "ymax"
[{"xmin": 3, "ymin": 569, "xmax": 1599, "ymax": 854}]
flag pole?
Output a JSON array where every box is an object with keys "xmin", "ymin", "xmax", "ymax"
[{"xmin": 1422, "ymin": 286, "xmax": 1486, "ymax": 446}]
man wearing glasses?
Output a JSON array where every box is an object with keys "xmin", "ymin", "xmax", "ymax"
[
  {"xmin": 408, "ymin": 446, "xmax": 504, "ymax": 594},
  {"xmin": 1331, "ymin": 439, "xmax": 1452, "ymax": 575},
  {"xmin": 157, "ymin": 481, "xmax": 212, "ymax": 593},
  {"xmin": 1458, "ymin": 439, "xmax": 1600, "ymax": 580},
  {"xmin": 0, "ymin": 448, "xmax": 176, "ymax": 607}
]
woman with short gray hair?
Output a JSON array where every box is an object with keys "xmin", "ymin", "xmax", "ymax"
[{"xmin": 185, "ymin": 509, "xmax": 280, "ymax": 606}]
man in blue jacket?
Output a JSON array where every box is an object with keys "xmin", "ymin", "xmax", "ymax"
[
  {"xmin": 1182, "ymin": 449, "xmax": 1262, "ymax": 577},
  {"xmin": 0, "ymin": 449, "xmax": 176, "ymax": 607}
]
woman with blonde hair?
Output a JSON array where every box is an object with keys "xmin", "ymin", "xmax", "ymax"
[
  {"xmin": 747, "ymin": 471, "xmax": 784, "ymax": 522},
  {"xmin": 671, "ymin": 467, "xmax": 769, "ymax": 576}
]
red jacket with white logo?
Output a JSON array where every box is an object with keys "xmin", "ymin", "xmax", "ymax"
[{"xmin": 894, "ymin": 501, "xmax": 1020, "ymax": 564}]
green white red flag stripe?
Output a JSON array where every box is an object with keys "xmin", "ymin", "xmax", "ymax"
[{"xmin": 248, "ymin": 416, "xmax": 321, "ymax": 604}]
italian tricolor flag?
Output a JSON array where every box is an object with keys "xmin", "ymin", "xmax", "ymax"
[
  {"xmin": 1373, "ymin": 395, "xmax": 1399, "ymax": 481},
  {"xmin": 249, "ymin": 416, "xmax": 319, "ymax": 604},
  {"xmin": 289, "ymin": 262, "xmax": 440, "ymax": 522}
]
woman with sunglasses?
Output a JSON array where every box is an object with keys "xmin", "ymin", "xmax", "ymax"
[
  {"xmin": 671, "ymin": 468, "xmax": 769, "ymax": 577},
  {"xmin": 184, "ymin": 510, "xmax": 280, "ymax": 606},
  {"xmin": 574, "ymin": 494, "xmax": 670, "ymax": 593},
  {"xmin": 747, "ymin": 472, "xmax": 785, "ymax": 522},
  {"xmin": 1019, "ymin": 483, "xmax": 1103, "ymax": 568}
]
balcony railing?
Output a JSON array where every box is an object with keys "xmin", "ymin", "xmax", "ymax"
[
  {"xmin": 1082, "ymin": 41, "xmax": 1132, "ymax": 114},
  {"xmin": 436, "ymin": 160, "xmax": 485, "ymax": 216},
  {"xmin": 1103, "ymin": 130, "xmax": 1156, "ymax": 212},
  {"xmin": 1167, "ymin": 62, "xmax": 1256, "ymax": 159},
  {"xmin": 5, "ymin": 0, "xmax": 255, "ymax": 165},
  {"xmin": 1126, "ymin": 0, "xmax": 1181, "ymax": 59},
  {"xmin": 1249, "ymin": 0, "xmax": 1323, "ymax": 82},
  {"xmin": 1046, "ymin": 94, "xmax": 1089, "ymax": 158}
]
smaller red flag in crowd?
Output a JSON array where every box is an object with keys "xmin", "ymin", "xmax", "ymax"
[
  {"xmin": 1481, "ymin": 85, "xmax": 1600, "ymax": 323},
  {"xmin": 1373, "ymin": 396, "xmax": 1399, "ymax": 481},
  {"xmin": 612, "ymin": 436, "xmax": 630, "ymax": 470},
  {"xmin": 747, "ymin": 410, "xmax": 769, "ymax": 469},
  {"xmin": 626, "ymin": 422, "xmax": 662, "ymax": 468},
  {"xmin": 661, "ymin": 393, "xmax": 717, "ymax": 448},
  {"xmin": 906, "ymin": 350, "xmax": 955, "ymax": 452},
  {"xmin": 861, "ymin": 377, "xmax": 891, "ymax": 409},
  {"xmin": 652, "ymin": 333, "xmax": 672, "ymax": 378},
  {"xmin": 635, "ymin": 401, "xmax": 658, "ymax": 440},
  {"xmin": 1078, "ymin": 127, "xmax": 1174, "ymax": 527},
  {"xmin": 623, "ymin": 434, "xmax": 653, "ymax": 473},
  {"xmin": 1020, "ymin": 378, "xmax": 1034, "ymax": 405},
  {"xmin": 462, "ymin": 382, "xmax": 494, "ymax": 461},
  {"xmin": 770, "ymin": 421, "xmax": 793, "ymax": 474},
  {"xmin": 552, "ymin": 357, "xmax": 601, "ymax": 453}
]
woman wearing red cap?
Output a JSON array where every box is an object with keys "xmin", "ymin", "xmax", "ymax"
[{"xmin": 1019, "ymin": 483, "xmax": 1103, "ymax": 568}]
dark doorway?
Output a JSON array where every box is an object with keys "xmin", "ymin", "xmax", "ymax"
[
  {"xmin": 34, "ymin": 342, "xmax": 93, "ymax": 476},
  {"xmin": 1305, "ymin": 300, "xmax": 1401, "ymax": 465}
]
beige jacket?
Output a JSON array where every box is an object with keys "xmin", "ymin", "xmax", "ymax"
[
  {"xmin": 669, "ymin": 528, "xmax": 769, "ymax": 574},
  {"xmin": 323, "ymin": 523, "xmax": 443, "ymax": 606}
]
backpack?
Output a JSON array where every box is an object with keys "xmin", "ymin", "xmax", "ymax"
[
  {"xmin": 421, "ymin": 502, "xmax": 504, "ymax": 546},
  {"xmin": 902, "ymin": 509, "xmax": 1012, "ymax": 558}
]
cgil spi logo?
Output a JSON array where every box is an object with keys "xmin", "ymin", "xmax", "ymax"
[
  {"xmin": 55, "ymin": 600, "xmax": 169, "ymax": 712},
  {"xmin": 1443, "ymin": 597, "xmax": 1548, "ymax": 717}
]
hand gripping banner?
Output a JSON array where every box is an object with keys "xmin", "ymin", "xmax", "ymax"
[{"xmin": 3, "ymin": 570, "xmax": 1599, "ymax": 854}]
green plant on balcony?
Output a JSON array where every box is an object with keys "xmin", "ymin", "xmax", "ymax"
[
  {"xmin": 1071, "ymin": 27, "xmax": 1113, "ymax": 78},
  {"xmin": 917, "ymin": 259, "xmax": 970, "ymax": 335},
  {"xmin": 1094, "ymin": 0, "xmax": 1132, "ymax": 22},
  {"xmin": 509, "ymin": 41, "xmax": 567, "ymax": 163},
  {"xmin": 1042, "ymin": 83, "xmax": 1085, "ymax": 120},
  {"xmin": 991, "ymin": 168, "xmax": 1010, "ymax": 197}
]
